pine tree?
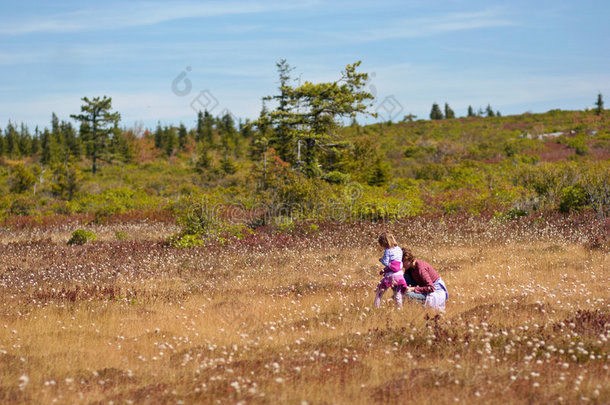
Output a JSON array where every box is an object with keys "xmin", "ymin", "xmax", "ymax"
[
  {"xmin": 5, "ymin": 122, "xmax": 20, "ymax": 156},
  {"xmin": 163, "ymin": 126, "xmax": 177, "ymax": 156},
  {"xmin": 268, "ymin": 59, "xmax": 297, "ymax": 163},
  {"xmin": 485, "ymin": 104, "xmax": 495, "ymax": 117},
  {"xmin": 196, "ymin": 110, "xmax": 215, "ymax": 145},
  {"xmin": 40, "ymin": 128, "xmax": 62, "ymax": 165},
  {"xmin": 218, "ymin": 112, "xmax": 238, "ymax": 157},
  {"xmin": 70, "ymin": 96, "xmax": 120, "ymax": 175},
  {"xmin": 154, "ymin": 122, "xmax": 163, "ymax": 150},
  {"xmin": 62, "ymin": 121, "xmax": 80, "ymax": 158},
  {"xmin": 444, "ymin": 103, "xmax": 455, "ymax": 119},
  {"xmin": 178, "ymin": 123, "xmax": 188, "ymax": 151},
  {"xmin": 261, "ymin": 60, "xmax": 374, "ymax": 178},
  {"xmin": 467, "ymin": 105, "xmax": 475, "ymax": 117},
  {"xmin": 430, "ymin": 103, "xmax": 444, "ymax": 120},
  {"xmin": 595, "ymin": 93, "xmax": 604, "ymax": 115},
  {"xmin": 0, "ymin": 129, "xmax": 5, "ymax": 156},
  {"xmin": 9, "ymin": 164, "xmax": 36, "ymax": 193},
  {"xmin": 18, "ymin": 124, "xmax": 32, "ymax": 156},
  {"xmin": 51, "ymin": 162, "xmax": 81, "ymax": 201}
]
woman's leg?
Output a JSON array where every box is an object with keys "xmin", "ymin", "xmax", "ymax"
[{"xmin": 404, "ymin": 291, "xmax": 426, "ymax": 304}]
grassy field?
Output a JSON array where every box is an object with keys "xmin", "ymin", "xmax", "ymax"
[{"xmin": 0, "ymin": 213, "xmax": 608, "ymax": 404}]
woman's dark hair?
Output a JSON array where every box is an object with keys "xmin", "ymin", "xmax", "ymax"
[{"xmin": 402, "ymin": 247, "xmax": 415, "ymax": 265}]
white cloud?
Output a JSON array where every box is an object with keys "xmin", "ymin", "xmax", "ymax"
[
  {"xmin": 0, "ymin": 0, "xmax": 319, "ymax": 35},
  {"xmin": 358, "ymin": 9, "xmax": 515, "ymax": 42}
]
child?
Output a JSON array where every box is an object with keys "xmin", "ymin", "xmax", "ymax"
[
  {"xmin": 402, "ymin": 248, "xmax": 448, "ymax": 311},
  {"xmin": 374, "ymin": 232, "xmax": 407, "ymax": 308}
]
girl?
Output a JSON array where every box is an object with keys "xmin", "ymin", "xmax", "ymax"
[
  {"xmin": 402, "ymin": 248, "xmax": 448, "ymax": 311},
  {"xmin": 374, "ymin": 232, "xmax": 407, "ymax": 308}
]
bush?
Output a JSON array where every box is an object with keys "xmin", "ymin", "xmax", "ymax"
[
  {"xmin": 559, "ymin": 186, "xmax": 587, "ymax": 213},
  {"xmin": 323, "ymin": 171, "xmax": 350, "ymax": 185},
  {"xmin": 9, "ymin": 164, "xmax": 37, "ymax": 194},
  {"xmin": 9, "ymin": 196, "xmax": 36, "ymax": 216},
  {"xmin": 67, "ymin": 229, "xmax": 98, "ymax": 245},
  {"xmin": 115, "ymin": 231, "xmax": 130, "ymax": 240},
  {"xmin": 168, "ymin": 233, "xmax": 205, "ymax": 248}
]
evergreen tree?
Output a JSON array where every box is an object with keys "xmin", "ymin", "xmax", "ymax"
[
  {"xmin": 51, "ymin": 162, "xmax": 81, "ymax": 201},
  {"xmin": 18, "ymin": 124, "xmax": 32, "ymax": 156},
  {"xmin": 9, "ymin": 164, "xmax": 36, "ymax": 193},
  {"xmin": 30, "ymin": 127, "xmax": 40, "ymax": 156},
  {"xmin": 0, "ymin": 128, "xmax": 5, "ymax": 156},
  {"xmin": 40, "ymin": 128, "xmax": 62, "ymax": 165},
  {"xmin": 196, "ymin": 110, "xmax": 215, "ymax": 145},
  {"xmin": 261, "ymin": 60, "xmax": 374, "ymax": 178},
  {"xmin": 485, "ymin": 104, "xmax": 495, "ymax": 117},
  {"xmin": 218, "ymin": 112, "xmax": 239, "ymax": 158},
  {"xmin": 178, "ymin": 123, "xmax": 188, "ymax": 151},
  {"xmin": 195, "ymin": 144, "xmax": 212, "ymax": 172},
  {"xmin": 430, "ymin": 103, "xmax": 444, "ymax": 120},
  {"xmin": 164, "ymin": 126, "xmax": 177, "ymax": 156},
  {"xmin": 367, "ymin": 156, "xmax": 390, "ymax": 186},
  {"xmin": 251, "ymin": 106, "xmax": 272, "ymax": 163},
  {"xmin": 5, "ymin": 122, "xmax": 20, "ymax": 156},
  {"xmin": 467, "ymin": 106, "xmax": 476, "ymax": 117},
  {"xmin": 71, "ymin": 96, "xmax": 121, "ymax": 175},
  {"xmin": 62, "ymin": 120, "xmax": 80, "ymax": 158},
  {"xmin": 154, "ymin": 122, "xmax": 163, "ymax": 150},
  {"xmin": 444, "ymin": 103, "xmax": 455, "ymax": 119},
  {"xmin": 267, "ymin": 59, "xmax": 296, "ymax": 163},
  {"xmin": 595, "ymin": 93, "xmax": 604, "ymax": 115}
]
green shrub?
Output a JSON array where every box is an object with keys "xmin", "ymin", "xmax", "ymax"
[
  {"xmin": 67, "ymin": 229, "xmax": 98, "ymax": 245},
  {"xmin": 323, "ymin": 171, "xmax": 350, "ymax": 185},
  {"xmin": 69, "ymin": 186, "xmax": 161, "ymax": 215},
  {"xmin": 9, "ymin": 164, "xmax": 37, "ymax": 194},
  {"xmin": 9, "ymin": 196, "xmax": 36, "ymax": 216},
  {"xmin": 168, "ymin": 233, "xmax": 205, "ymax": 248},
  {"xmin": 115, "ymin": 231, "xmax": 130, "ymax": 240},
  {"xmin": 566, "ymin": 135, "xmax": 589, "ymax": 156},
  {"xmin": 559, "ymin": 186, "xmax": 587, "ymax": 213}
]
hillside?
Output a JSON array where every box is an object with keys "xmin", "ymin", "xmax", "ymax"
[{"xmin": 0, "ymin": 109, "xmax": 608, "ymax": 238}]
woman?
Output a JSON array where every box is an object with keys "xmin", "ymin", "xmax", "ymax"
[{"xmin": 401, "ymin": 248, "xmax": 448, "ymax": 311}]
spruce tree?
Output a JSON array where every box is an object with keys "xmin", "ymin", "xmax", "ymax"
[
  {"xmin": 444, "ymin": 103, "xmax": 455, "ymax": 119},
  {"xmin": 178, "ymin": 123, "xmax": 188, "ymax": 151},
  {"xmin": 0, "ymin": 129, "xmax": 5, "ymax": 156},
  {"xmin": 430, "ymin": 103, "xmax": 444, "ymax": 120},
  {"xmin": 5, "ymin": 122, "xmax": 20, "ymax": 156},
  {"xmin": 196, "ymin": 110, "xmax": 215, "ymax": 145},
  {"xmin": 70, "ymin": 96, "xmax": 120, "ymax": 175},
  {"xmin": 485, "ymin": 104, "xmax": 495, "ymax": 117},
  {"xmin": 595, "ymin": 93, "xmax": 604, "ymax": 115},
  {"xmin": 467, "ymin": 105, "xmax": 475, "ymax": 117},
  {"xmin": 268, "ymin": 59, "xmax": 296, "ymax": 163}
]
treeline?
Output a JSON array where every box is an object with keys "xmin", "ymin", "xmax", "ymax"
[{"xmin": 428, "ymin": 102, "xmax": 500, "ymax": 120}]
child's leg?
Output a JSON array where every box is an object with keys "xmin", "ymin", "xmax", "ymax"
[
  {"xmin": 394, "ymin": 289, "xmax": 403, "ymax": 309},
  {"xmin": 374, "ymin": 287, "xmax": 386, "ymax": 308}
]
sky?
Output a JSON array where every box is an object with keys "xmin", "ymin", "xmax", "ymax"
[{"xmin": 1, "ymin": 0, "xmax": 609, "ymax": 131}]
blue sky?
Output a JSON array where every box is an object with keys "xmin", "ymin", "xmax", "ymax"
[{"xmin": 1, "ymin": 0, "xmax": 608, "ymax": 130}]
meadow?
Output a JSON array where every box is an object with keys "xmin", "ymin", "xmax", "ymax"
[{"xmin": 0, "ymin": 212, "xmax": 608, "ymax": 404}]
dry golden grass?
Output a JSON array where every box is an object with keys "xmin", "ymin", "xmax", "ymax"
[{"xmin": 0, "ymin": 216, "xmax": 608, "ymax": 404}]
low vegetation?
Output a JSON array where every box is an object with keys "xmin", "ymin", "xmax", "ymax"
[{"xmin": 0, "ymin": 214, "xmax": 607, "ymax": 403}]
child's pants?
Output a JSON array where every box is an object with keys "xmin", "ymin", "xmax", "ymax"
[{"xmin": 374, "ymin": 286, "xmax": 403, "ymax": 308}]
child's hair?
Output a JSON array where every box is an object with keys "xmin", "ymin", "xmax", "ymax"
[
  {"xmin": 402, "ymin": 247, "xmax": 415, "ymax": 265},
  {"xmin": 378, "ymin": 232, "xmax": 398, "ymax": 249}
]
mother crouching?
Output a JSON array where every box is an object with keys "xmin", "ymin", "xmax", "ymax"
[{"xmin": 401, "ymin": 248, "xmax": 449, "ymax": 311}]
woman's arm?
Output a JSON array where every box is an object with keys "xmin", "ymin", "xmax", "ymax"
[{"xmin": 412, "ymin": 262, "xmax": 436, "ymax": 294}]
